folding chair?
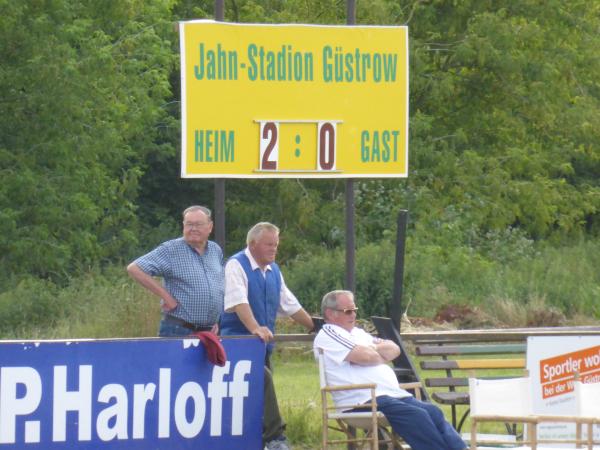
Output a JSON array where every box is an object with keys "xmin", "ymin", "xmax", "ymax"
[
  {"xmin": 469, "ymin": 376, "xmax": 591, "ymax": 450},
  {"xmin": 469, "ymin": 376, "xmax": 538, "ymax": 449},
  {"xmin": 317, "ymin": 348, "xmax": 420, "ymax": 450},
  {"xmin": 575, "ymin": 379, "xmax": 600, "ymax": 449}
]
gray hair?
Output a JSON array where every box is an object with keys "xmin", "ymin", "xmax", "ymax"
[
  {"xmin": 246, "ymin": 222, "xmax": 279, "ymax": 245},
  {"xmin": 321, "ymin": 290, "xmax": 354, "ymax": 318},
  {"xmin": 182, "ymin": 205, "xmax": 212, "ymax": 220}
]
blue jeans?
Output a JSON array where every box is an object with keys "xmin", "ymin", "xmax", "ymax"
[
  {"xmin": 376, "ymin": 395, "xmax": 466, "ymax": 450},
  {"xmin": 158, "ymin": 319, "xmax": 193, "ymax": 337}
]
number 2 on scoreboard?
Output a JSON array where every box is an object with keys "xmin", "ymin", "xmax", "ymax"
[{"xmin": 260, "ymin": 121, "xmax": 279, "ymax": 171}]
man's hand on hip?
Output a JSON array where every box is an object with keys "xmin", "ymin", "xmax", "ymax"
[{"xmin": 161, "ymin": 297, "xmax": 179, "ymax": 312}]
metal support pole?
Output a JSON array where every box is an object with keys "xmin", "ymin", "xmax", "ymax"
[
  {"xmin": 213, "ymin": 0, "xmax": 226, "ymax": 251},
  {"xmin": 345, "ymin": 180, "xmax": 355, "ymax": 293},
  {"xmin": 344, "ymin": 5, "xmax": 359, "ymax": 447},
  {"xmin": 347, "ymin": 0, "xmax": 356, "ymax": 25},
  {"xmin": 214, "ymin": 180, "xmax": 225, "ymax": 250},
  {"xmin": 215, "ymin": 0, "xmax": 224, "ymax": 21},
  {"xmin": 344, "ymin": 0, "xmax": 356, "ymax": 294},
  {"xmin": 391, "ymin": 210, "xmax": 409, "ymax": 330}
]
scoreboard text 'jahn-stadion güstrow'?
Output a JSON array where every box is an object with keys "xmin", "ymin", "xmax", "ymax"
[{"xmin": 180, "ymin": 21, "xmax": 408, "ymax": 178}]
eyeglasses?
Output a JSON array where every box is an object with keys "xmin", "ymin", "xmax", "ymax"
[
  {"xmin": 334, "ymin": 307, "xmax": 359, "ymax": 315},
  {"xmin": 183, "ymin": 221, "xmax": 210, "ymax": 229}
]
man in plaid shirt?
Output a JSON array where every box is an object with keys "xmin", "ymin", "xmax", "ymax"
[{"xmin": 127, "ymin": 205, "xmax": 224, "ymax": 336}]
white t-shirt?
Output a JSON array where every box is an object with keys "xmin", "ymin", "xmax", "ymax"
[{"xmin": 314, "ymin": 323, "xmax": 411, "ymax": 408}]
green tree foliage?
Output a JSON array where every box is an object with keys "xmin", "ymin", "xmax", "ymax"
[
  {"xmin": 0, "ymin": 0, "xmax": 176, "ymax": 282},
  {"xmin": 358, "ymin": 0, "xmax": 600, "ymax": 244},
  {"xmin": 1, "ymin": 0, "xmax": 599, "ymax": 323},
  {"xmin": 142, "ymin": 0, "xmax": 600, "ymax": 256}
]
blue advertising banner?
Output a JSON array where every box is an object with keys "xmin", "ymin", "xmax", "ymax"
[{"xmin": 0, "ymin": 337, "xmax": 265, "ymax": 449}]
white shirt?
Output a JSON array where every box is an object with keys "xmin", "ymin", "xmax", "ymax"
[
  {"xmin": 314, "ymin": 323, "xmax": 411, "ymax": 408},
  {"xmin": 223, "ymin": 248, "xmax": 302, "ymax": 317}
]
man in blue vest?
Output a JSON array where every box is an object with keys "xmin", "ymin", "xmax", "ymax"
[{"xmin": 220, "ymin": 222, "xmax": 314, "ymax": 450}]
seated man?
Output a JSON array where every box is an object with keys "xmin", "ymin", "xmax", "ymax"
[{"xmin": 314, "ymin": 290, "xmax": 467, "ymax": 450}]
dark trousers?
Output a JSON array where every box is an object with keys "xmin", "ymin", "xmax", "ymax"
[
  {"xmin": 377, "ymin": 395, "xmax": 466, "ymax": 450},
  {"xmin": 263, "ymin": 354, "xmax": 285, "ymax": 443}
]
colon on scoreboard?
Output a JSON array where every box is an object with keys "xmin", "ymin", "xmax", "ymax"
[{"xmin": 255, "ymin": 119, "xmax": 342, "ymax": 173}]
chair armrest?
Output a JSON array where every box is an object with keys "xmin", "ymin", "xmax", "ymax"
[
  {"xmin": 474, "ymin": 413, "xmax": 594, "ymax": 424},
  {"xmin": 535, "ymin": 414, "xmax": 595, "ymax": 424},
  {"xmin": 471, "ymin": 414, "xmax": 540, "ymax": 424},
  {"xmin": 399, "ymin": 381, "xmax": 422, "ymax": 390},
  {"xmin": 322, "ymin": 383, "xmax": 378, "ymax": 412},
  {"xmin": 323, "ymin": 383, "xmax": 377, "ymax": 392},
  {"xmin": 399, "ymin": 381, "xmax": 423, "ymax": 400}
]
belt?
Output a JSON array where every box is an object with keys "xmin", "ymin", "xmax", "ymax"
[{"xmin": 163, "ymin": 315, "xmax": 213, "ymax": 332}]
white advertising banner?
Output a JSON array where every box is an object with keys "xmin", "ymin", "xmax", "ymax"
[{"xmin": 527, "ymin": 335, "xmax": 600, "ymax": 445}]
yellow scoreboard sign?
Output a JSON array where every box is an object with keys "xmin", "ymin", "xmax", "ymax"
[{"xmin": 180, "ymin": 21, "xmax": 408, "ymax": 178}]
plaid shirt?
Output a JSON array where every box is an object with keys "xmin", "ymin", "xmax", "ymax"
[{"xmin": 134, "ymin": 238, "xmax": 224, "ymax": 326}]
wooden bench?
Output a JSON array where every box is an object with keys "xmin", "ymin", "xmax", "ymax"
[
  {"xmin": 402, "ymin": 326, "xmax": 600, "ymax": 435},
  {"xmin": 415, "ymin": 339, "xmax": 526, "ymax": 432},
  {"xmin": 411, "ymin": 329, "xmax": 600, "ymax": 432},
  {"xmin": 371, "ymin": 318, "xmax": 529, "ymax": 432},
  {"xmin": 287, "ymin": 317, "xmax": 600, "ymax": 438}
]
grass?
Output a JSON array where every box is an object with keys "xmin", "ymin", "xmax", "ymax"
[{"xmin": 271, "ymin": 347, "xmax": 323, "ymax": 448}]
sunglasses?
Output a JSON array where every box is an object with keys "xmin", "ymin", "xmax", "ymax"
[{"xmin": 334, "ymin": 307, "xmax": 359, "ymax": 315}]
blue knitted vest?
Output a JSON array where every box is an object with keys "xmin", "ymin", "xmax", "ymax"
[{"xmin": 220, "ymin": 251, "xmax": 281, "ymax": 352}]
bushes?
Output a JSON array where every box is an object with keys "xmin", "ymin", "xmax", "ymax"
[
  {"xmin": 284, "ymin": 242, "xmax": 395, "ymax": 317},
  {"xmin": 0, "ymin": 277, "xmax": 65, "ymax": 336},
  {"xmin": 0, "ymin": 269, "xmax": 160, "ymax": 340},
  {"xmin": 285, "ymin": 236, "xmax": 600, "ymax": 324},
  {"xmin": 285, "ymin": 249, "xmax": 344, "ymax": 315},
  {"xmin": 0, "ymin": 237, "xmax": 598, "ymax": 340}
]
